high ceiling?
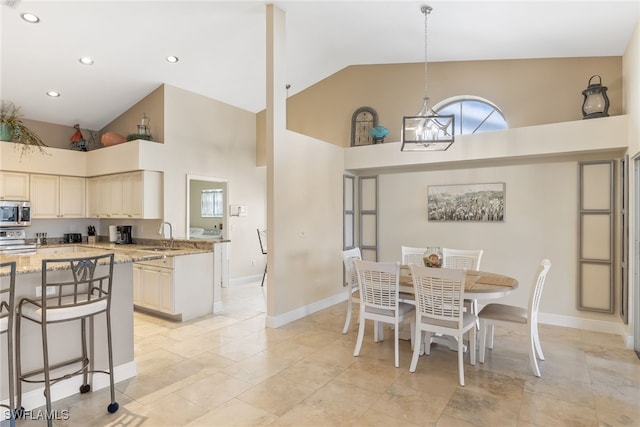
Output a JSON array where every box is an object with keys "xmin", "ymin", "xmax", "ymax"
[{"xmin": 1, "ymin": 0, "xmax": 638, "ymax": 130}]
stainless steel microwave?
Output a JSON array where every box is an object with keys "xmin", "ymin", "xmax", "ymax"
[{"xmin": 0, "ymin": 200, "xmax": 31, "ymax": 227}]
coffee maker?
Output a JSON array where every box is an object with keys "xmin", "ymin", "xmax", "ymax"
[{"xmin": 116, "ymin": 225, "xmax": 133, "ymax": 244}]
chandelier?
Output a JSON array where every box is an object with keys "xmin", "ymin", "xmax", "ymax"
[{"xmin": 401, "ymin": 5, "xmax": 454, "ymax": 151}]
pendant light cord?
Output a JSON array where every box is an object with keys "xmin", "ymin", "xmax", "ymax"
[{"xmin": 422, "ymin": 5, "xmax": 432, "ymax": 102}]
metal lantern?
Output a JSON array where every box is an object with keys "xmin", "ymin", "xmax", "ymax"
[
  {"xmin": 401, "ymin": 5, "xmax": 455, "ymax": 152},
  {"xmin": 581, "ymin": 75, "xmax": 610, "ymax": 119}
]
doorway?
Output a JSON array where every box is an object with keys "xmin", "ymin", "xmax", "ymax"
[{"xmin": 186, "ymin": 175, "xmax": 228, "ymax": 240}]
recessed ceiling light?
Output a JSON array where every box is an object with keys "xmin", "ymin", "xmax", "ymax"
[
  {"xmin": 166, "ymin": 56, "xmax": 179, "ymax": 63},
  {"xmin": 79, "ymin": 57, "xmax": 94, "ymax": 65},
  {"xmin": 46, "ymin": 91, "xmax": 60, "ymax": 97},
  {"xmin": 21, "ymin": 13, "xmax": 40, "ymax": 24}
]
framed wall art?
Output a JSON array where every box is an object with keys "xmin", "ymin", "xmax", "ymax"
[{"xmin": 427, "ymin": 182, "xmax": 505, "ymax": 222}]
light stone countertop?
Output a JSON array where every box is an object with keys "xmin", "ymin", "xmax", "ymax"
[{"xmin": 0, "ymin": 243, "xmax": 212, "ymax": 276}]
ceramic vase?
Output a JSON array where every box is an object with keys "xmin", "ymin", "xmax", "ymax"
[{"xmin": 0, "ymin": 123, "xmax": 13, "ymax": 141}]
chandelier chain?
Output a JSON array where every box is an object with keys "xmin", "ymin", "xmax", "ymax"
[{"xmin": 422, "ymin": 5, "xmax": 432, "ymax": 100}]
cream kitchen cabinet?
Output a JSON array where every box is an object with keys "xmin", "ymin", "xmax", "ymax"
[
  {"xmin": 29, "ymin": 174, "xmax": 86, "ymax": 218},
  {"xmin": 86, "ymin": 176, "xmax": 102, "ymax": 218},
  {"xmin": 133, "ymin": 252, "xmax": 213, "ymax": 321},
  {"xmin": 0, "ymin": 171, "xmax": 30, "ymax": 200},
  {"xmin": 133, "ymin": 257, "xmax": 174, "ymax": 314},
  {"xmin": 87, "ymin": 170, "xmax": 162, "ymax": 219}
]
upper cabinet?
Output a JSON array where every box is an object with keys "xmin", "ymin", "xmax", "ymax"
[
  {"xmin": 30, "ymin": 174, "xmax": 86, "ymax": 218},
  {"xmin": 87, "ymin": 170, "xmax": 162, "ymax": 219},
  {"xmin": 0, "ymin": 171, "xmax": 30, "ymax": 201}
]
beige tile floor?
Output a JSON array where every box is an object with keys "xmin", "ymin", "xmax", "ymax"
[{"xmin": 10, "ymin": 282, "xmax": 640, "ymax": 427}]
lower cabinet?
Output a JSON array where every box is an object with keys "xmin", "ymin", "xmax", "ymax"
[
  {"xmin": 133, "ymin": 257, "xmax": 174, "ymax": 315},
  {"xmin": 133, "ymin": 252, "xmax": 213, "ymax": 321}
]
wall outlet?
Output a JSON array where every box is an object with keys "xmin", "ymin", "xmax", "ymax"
[{"xmin": 35, "ymin": 286, "xmax": 56, "ymax": 297}]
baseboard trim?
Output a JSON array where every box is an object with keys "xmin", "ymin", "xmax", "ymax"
[
  {"xmin": 229, "ymin": 274, "xmax": 262, "ymax": 287},
  {"xmin": 264, "ymin": 296, "xmax": 635, "ymax": 349},
  {"xmin": 265, "ymin": 292, "xmax": 345, "ymax": 328},
  {"xmin": 213, "ymin": 301, "xmax": 223, "ymax": 313},
  {"xmin": 1, "ymin": 361, "xmax": 137, "ymax": 413},
  {"xmin": 538, "ymin": 312, "xmax": 633, "ymax": 348}
]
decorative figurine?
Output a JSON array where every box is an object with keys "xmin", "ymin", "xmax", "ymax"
[
  {"xmin": 70, "ymin": 124, "xmax": 88, "ymax": 151},
  {"xmin": 369, "ymin": 125, "xmax": 389, "ymax": 144},
  {"xmin": 127, "ymin": 113, "xmax": 153, "ymax": 141}
]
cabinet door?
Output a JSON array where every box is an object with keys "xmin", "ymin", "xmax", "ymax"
[
  {"xmin": 0, "ymin": 172, "xmax": 30, "ymax": 200},
  {"xmin": 30, "ymin": 174, "xmax": 60, "ymax": 218},
  {"xmin": 141, "ymin": 266, "xmax": 161, "ymax": 309},
  {"xmin": 59, "ymin": 176, "xmax": 86, "ymax": 218},
  {"xmin": 133, "ymin": 264, "xmax": 143, "ymax": 305},
  {"xmin": 158, "ymin": 268, "xmax": 174, "ymax": 313},
  {"xmin": 105, "ymin": 174, "xmax": 124, "ymax": 218},
  {"xmin": 122, "ymin": 172, "xmax": 143, "ymax": 218},
  {"xmin": 86, "ymin": 177, "xmax": 100, "ymax": 218}
]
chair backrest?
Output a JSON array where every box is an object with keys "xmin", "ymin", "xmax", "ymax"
[
  {"xmin": 442, "ymin": 248, "xmax": 483, "ymax": 271},
  {"xmin": 401, "ymin": 246, "xmax": 427, "ymax": 266},
  {"xmin": 0, "ymin": 261, "xmax": 17, "ymax": 333},
  {"xmin": 353, "ymin": 259, "xmax": 400, "ymax": 310},
  {"xmin": 529, "ymin": 259, "xmax": 551, "ymax": 318},
  {"xmin": 41, "ymin": 254, "xmax": 114, "ymax": 315},
  {"xmin": 410, "ymin": 264, "xmax": 466, "ymax": 327},
  {"xmin": 342, "ymin": 247, "xmax": 362, "ymax": 289},
  {"xmin": 257, "ymin": 229, "xmax": 267, "ymax": 254}
]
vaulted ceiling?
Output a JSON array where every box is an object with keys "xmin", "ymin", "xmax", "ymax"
[{"xmin": 1, "ymin": 1, "xmax": 638, "ymax": 130}]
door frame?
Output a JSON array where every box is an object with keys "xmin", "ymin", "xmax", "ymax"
[{"xmin": 186, "ymin": 174, "xmax": 229, "ymax": 239}]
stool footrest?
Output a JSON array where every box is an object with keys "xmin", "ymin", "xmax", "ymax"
[{"xmin": 19, "ymin": 355, "xmax": 88, "ymax": 384}]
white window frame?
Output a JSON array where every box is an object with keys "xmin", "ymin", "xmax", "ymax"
[
  {"xmin": 201, "ymin": 189, "xmax": 223, "ymax": 218},
  {"xmin": 433, "ymin": 95, "xmax": 508, "ymax": 136}
]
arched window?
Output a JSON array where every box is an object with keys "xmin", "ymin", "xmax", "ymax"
[{"xmin": 433, "ymin": 96, "xmax": 507, "ymax": 136}]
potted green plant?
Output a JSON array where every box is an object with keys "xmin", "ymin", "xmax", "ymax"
[{"xmin": 0, "ymin": 100, "xmax": 47, "ymax": 155}]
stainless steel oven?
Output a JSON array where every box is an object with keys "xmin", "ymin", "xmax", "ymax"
[
  {"xmin": 0, "ymin": 200, "xmax": 31, "ymax": 227},
  {"xmin": 0, "ymin": 228, "xmax": 36, "ymax": 254}
]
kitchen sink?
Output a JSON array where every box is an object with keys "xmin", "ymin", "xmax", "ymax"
[{"xmin": 140, "ymin": 247, "xmax": 180, "ymax": 252}]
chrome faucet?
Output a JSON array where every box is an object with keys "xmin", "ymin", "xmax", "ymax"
[{"xmin": 158, "ymin": 221, "xmax": 173, "ymax": 248}]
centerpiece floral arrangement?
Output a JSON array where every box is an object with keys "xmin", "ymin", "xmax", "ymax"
[{"xmin": 0, "ymin": 100, "xmax": 48, "ymax": 155}]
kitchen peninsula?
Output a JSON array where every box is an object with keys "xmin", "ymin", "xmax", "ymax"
[{"xmin": 0, "ymin": 242, "xmax": 213, "ymax": 412}]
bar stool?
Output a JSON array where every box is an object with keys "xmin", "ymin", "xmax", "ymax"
[
  {"xmin": 0, "ymin": 261, "xmax": 17, "ymax": 426},
  {"xmin": 15, "ymin": 254, "xmax": 118, "ymax": 425}
]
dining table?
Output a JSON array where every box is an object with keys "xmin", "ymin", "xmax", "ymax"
[
  {"xmin": 399, "ymin": 265, "xmax": 519, "ymax": 351},
  {"xmin": 399, "ymin": 265, "xmax": 519, "ymax": 298}
]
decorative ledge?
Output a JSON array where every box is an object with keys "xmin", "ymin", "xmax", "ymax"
[
  {"xmin": 0, "ymin": 139, "xmax": 165, "ymax": 176},
  {"xmin": 344, "ymin": 115, "xmax": 628, "ymax": 173}
]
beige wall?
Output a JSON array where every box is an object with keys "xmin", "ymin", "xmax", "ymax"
[
  {"xmin": 163, "ymin": 84, "xmax": 264, "ymax": 279},
  {"xmin": 269, "ymin": 130, "xmax": 344, "ymax": 321},
  {"xmin": 20, "ymin": 118, "xmax": 97, "ymax": 151},
  {"xmin": 265, "ymin": 5, "xmax": 344, "ymax": 325},
  {"xmin": 376, "ymin": 156, "xmax": 621, "ymax": 326},
  {"xmin": 256, "ymin": 56, "xmax": 622, "ymax": 164},
  {"xmin": 100, "ymin": 84, "xmax": 165, "ymax": 143}
]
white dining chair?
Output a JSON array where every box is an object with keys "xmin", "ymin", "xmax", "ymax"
[
  {"xmin": 400, "ymin": 246, "xmax": 428, "ymax": 304},
  {"xmin": 409, "ymin": 264, "xmax": 476, "ymax": 386},
  {"xmin": 401, "ymin": 246, "xmax": 427, "ymax": 266},
  {"xmin": 353, "ymin": 259, "xmax": 415, "ymax": 368},
  {"xmin": 341, "ymin": 247, "xmax": 362, "ymax": 334},
  {"xmin": 478, "ymin": 259, "xmax": 551, "ymax": 377},
  {"xmin": 442, "ymin": 248, "xmax": 483, "ymax": 326}
]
